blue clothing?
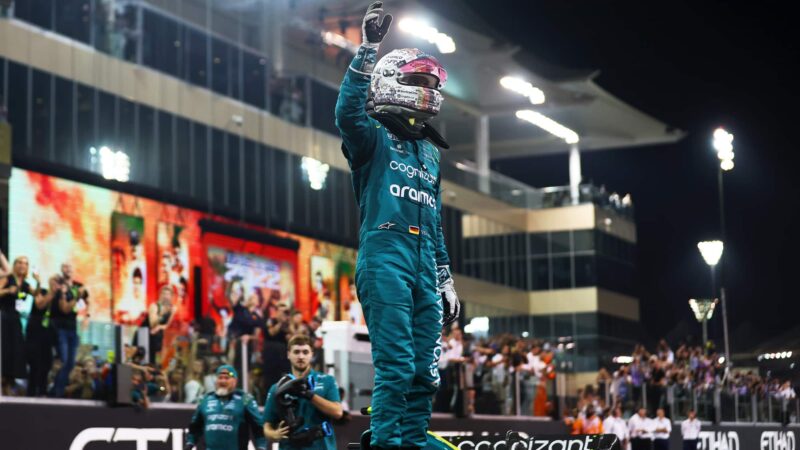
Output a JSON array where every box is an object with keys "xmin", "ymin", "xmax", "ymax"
[
  {"xmin": 335, "ymin": 44, "xmax": 448, "ymax": 449},
  {"xmin": 186, "ymin": 390, "xmax": 266, "ymax": 450},
  {"xmin": 54, "ymin": 328, "xmax": 78, "ymax": 397},
  {"xmin": 263, "ymin": 370, "xmax": 340, "ymax": 450}
]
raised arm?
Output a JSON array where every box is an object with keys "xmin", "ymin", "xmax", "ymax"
[{"xmin": 334, "ymin": 2, "xmax": 392, "ymax": 169}]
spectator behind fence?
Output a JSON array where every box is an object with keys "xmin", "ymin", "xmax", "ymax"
[
  {"xmin": 228, "ymin": 292, "xmax": 262, "ymax": 371},
  {"xmin": 147, "ymin": 285, "xmax": 175, "ymax": 366},
  {"xmin": 262, "ymin": 303, "xmax": 291, "ymax": 393},
  {"xmin": 26, "ymin": 275, "xmax": 58, "ymax": 396},
  {"xmin": 184, "ymin": 359, "xmax": 206, "ymax": 404},
  {"xmin": 52, "ymin": 263, "xmax": 89, "ymax": 397},
  {"xmin": 0, "ymin": 256, "xmax": 38, "ymax": 394},
  {"xmin": 680, "ymin": 409, "xmax": 701, "ymax": 450}
]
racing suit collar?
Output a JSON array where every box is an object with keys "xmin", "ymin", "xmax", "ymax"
[{"xmin": 366, "ymin": 101, "xmax": 450, "ymax": 149}]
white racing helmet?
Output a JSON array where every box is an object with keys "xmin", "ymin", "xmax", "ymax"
[{"xmin": 370, "ymin": 48, "xmax": 448, "ymax": 121}]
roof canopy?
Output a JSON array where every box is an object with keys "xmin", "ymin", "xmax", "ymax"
[{"xmin": 205, "ymin": 0, "xmax": 684, "ymax": 160}]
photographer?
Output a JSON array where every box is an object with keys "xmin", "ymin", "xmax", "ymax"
[
  {"xmin": 52, "ymin": 263, "xmax": 89, "ymax": 397},
  {"xmin": 186, "ymin": 365, "xmax": 266, "ymax": 450},
  {"xmin": 263, "ymin": 335, "xmax": 342, "ymax": 450}
]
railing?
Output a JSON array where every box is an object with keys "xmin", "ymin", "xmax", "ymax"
[
  {"xmin": 440, "ymin": 162, "xmax": 635, "ymax": 218},
  {"xmin": 596, "ymin": 379, "xmax": 799, "ymax": 424}
]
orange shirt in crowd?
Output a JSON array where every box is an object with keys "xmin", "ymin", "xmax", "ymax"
[
  {"xmin": 571, "ymin": 417, "xmax": 584, "ymax": 435},
  {"xmin": 582, "ymin": 416, "xmax": 603, "ymax": 434}
]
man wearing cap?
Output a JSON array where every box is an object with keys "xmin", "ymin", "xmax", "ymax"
[
  {"xmin": 185, "ymin": 364, "xmax": 266, "ymax": 450},
  {"xmin": 263, "ymin": 334, "xmax": 342, "ymax": 449}
]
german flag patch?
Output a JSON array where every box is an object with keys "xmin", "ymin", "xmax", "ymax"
[{"xmin": 408, "ymin": 226, "xmax": 420, "ymax": 235}]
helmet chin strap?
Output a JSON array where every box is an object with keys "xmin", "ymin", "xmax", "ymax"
[{"xmin": 366, "ymin": 101, "xmax": 450, "ymax": 149}]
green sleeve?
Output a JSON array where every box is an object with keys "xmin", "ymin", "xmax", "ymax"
[
  {"xmin": 323, "ymin": 375, "xmax": 341, "ymax": 402},
  {"xmin": 335, "ymin": 45, "xmax": 380, "ymax": 170},
  {"xmin": 434, "ymin": 174, "xmax": 451, "ymax": 267},
  {"xmin": 263, "ymin": 384, "xmax": 279, "ymax": 425},
  {"xmin": 186, "ymin": 397, "xmax": 205, "ymax": 446}
]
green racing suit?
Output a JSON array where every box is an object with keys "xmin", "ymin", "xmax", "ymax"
[
  {"xmin": 186, "ymin": 389, "xmax": 266, "ymax": 450},
  {"xmin": 335, "ymin": 43, "xmax": 449, "ymax": 449}
]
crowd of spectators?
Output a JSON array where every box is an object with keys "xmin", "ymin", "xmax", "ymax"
[
  {"xmin": 434, "ymin": 327, "xmax": 560, "ymax": 417},
  {"xmin": 2, "ymin": 253, "xmax": 796, "ymax": 425},
  {"xmin": 594, "ymin": 339, "xmax": 797, "ymax": 421},
  {"xmin": 0, "ymin": 250, "xmax": 326, "ymax": 408}
]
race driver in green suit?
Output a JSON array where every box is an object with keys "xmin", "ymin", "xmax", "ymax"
[
  {"xmin": 185, "ymin": 365, "xmax": 266, "ymax": 450},
  {"xmin": 334, "ymin": 2, "xmax": 460, "ymax": 449}
]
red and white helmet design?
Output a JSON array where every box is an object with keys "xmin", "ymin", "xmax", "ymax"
[{"xmin": 370, "ymin": 48, "xmax": 448, "ymax": 120}]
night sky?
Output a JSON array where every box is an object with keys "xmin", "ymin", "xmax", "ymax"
[{"xmin": 463, "ymin": 1, "xmax": 799, "ymax": 350}]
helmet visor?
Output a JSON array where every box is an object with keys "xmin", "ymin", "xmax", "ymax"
[
  {"xmin": 398, "ymin": 73, "xmax": 440, "ymax": 89},
  {"xmin": 397, "ymin": 57, "xmax": 447, "ymax": 89}
]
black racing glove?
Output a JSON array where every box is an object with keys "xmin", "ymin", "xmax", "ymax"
[{"xmin": 362, "ymin": 1, "xmax": 392, "ymax": 46}]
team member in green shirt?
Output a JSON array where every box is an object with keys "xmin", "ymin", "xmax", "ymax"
[
  {"xmin": 263, "ymin": 335, "xmax": 343, "ymax": 450},
  {"xmin": 185, "ymin": 365, "xmax": 266, "ymax": 450}
]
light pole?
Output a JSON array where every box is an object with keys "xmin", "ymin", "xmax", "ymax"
[
  {"xmin": 698, "ymin": 240, "xmax": 729, "ymax": 373},
  {"xmin": 711, "ymin": 127, "xmax": 735, "ymax": 377},
  {"xmin": 689, "ymin": 298, "xmax": 718, "ymax": 350}
]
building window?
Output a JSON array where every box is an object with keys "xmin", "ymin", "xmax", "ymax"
[
  {"xmin": 551, "ymin": 255, "xmax": 572, "ymax": 289},
  {"xmin": 142, "ymin": 9, "xmax": 182, "ymax": 78},
  {"xmin": 528, "ymin": 233, "xmax": 548, "ymax": 256},
  {"xmin": 185, "ymin": 28, "xmax": 208, "ymax": 88},
  {"xmin": 532, "ymin": 315, "xmax": 552, "ymax": 340},
  {"xmin": 227, "ymin": 134, "xmax": 242, "ymax": 212},
  {"xmin": 211, "ymin": 38, "xmax": 232, "ymax": 97},
  {"xmin": 310, "ymin": 79, "xmax": 339, "ymax": 135},
  {"xmin": 243, "ymin": 139, "xmax": 258, "ymax": 214},
  {"xmin": 174, "ymin": 117, "xmax": 191, "ymax": 197},
  {"xmin": 31, "ymin": 69, "xmax": 52, "ymax": 160},
  {"xmin": 529, "ymin": 257, "xmax": 549, "ymax": 291},
  {"xmin": 15, "ymin": 0, "xmax": 53, "ymax": 30},
  {"xmin": 55, "ymin": 0, "xmax": 91, "ymax": 44},
  {"xmin": 192, "ymin": 123, "xmax": 209, "ymax": 202},
  {"xmin": 573, "ymin": 230, "xmax": 595, "ymax": 252},
  {"xmin": 138, "ymin": 104, "xmax": 156, "ymax": 187},
  {"xmin": 54, "ymin": 76, "xmax": 74, "ymax": 166},
  {"xmin": 210, "ymin": 129, "xmax": 225, "ymax": 206},
  {"xmin": 157, "ymin": 111, "xmax": 173, "ymax": 191},
  {"xmin": 271, "ymin": 150, "xmax": 288, "ymax": 226},
  {"xmin": 574, "ymin": 255, "xmax": 596, "ymax": 288},
  {"xmin": 75, "ymin": 83, "xmax": 95, "ymax": 171},
  {"xmin": 551, "ymin": 231, "xmax": 571, "ymax": 254},
  {"xmin": 243, "ymin": 51, "xmax": 267, "ymax": 109},
  {"xmin": 7, "ymin": 63, "xmax": 28, "ymax": 155}
]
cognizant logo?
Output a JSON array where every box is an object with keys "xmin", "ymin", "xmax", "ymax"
[
  {"xmin": 390, "ymin": 184, "xmax": 436, "ymax": 209},
  {"xmin": 457, "ymin": 436, "xmax": 600, "ymax": 450},
  {"xmin": 390, "ymin": 160, "xmax": 435, "ymax": 184}
]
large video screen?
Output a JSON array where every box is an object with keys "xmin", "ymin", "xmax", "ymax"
[{"xmin": 8, "ymin": 168, "xmax": 361, "ymax": 333}]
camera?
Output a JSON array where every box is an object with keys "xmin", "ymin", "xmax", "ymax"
[{"xmin": 274, "ymin": 375, "xmax": 333, "ymax": 447}]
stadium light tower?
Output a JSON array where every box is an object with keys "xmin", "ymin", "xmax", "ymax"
[
  {"xmin": 689, "ymin": 298, "xmax": 718, "ymax": 351},
  {"xmin": 710, "ymin": 126, "xmax": 735, "ymax": 377},
  {"xmin": 698, "ymin": 240, "xmax": 730, "ymax": 373}
]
